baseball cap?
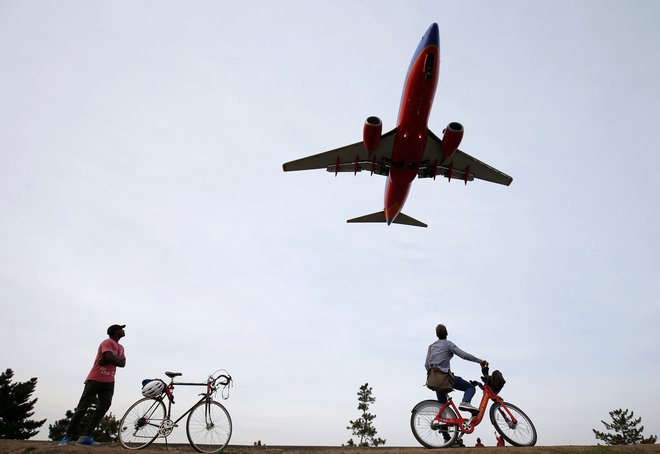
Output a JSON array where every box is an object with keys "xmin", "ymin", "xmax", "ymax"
[{"xmin": 107, "ymin": 324, "xmax": 126, "ymax": 336}]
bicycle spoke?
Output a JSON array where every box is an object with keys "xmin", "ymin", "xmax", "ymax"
[
  {"xmin": 490, "ymin": 401, "xmax": 537, "ymax": 446},
  {"xmin": 118, "ymin": 398, "xmax": 166, "ymax": 450},
  {"xmin": 410, "ymin": 400, "xmax": 459, "ymax": 448},
  {"xmin": 187, "ymin": 400, "xmax": 232, "ymax": 453}
]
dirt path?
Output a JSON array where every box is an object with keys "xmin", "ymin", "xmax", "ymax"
[{"xmin": 1, "ymin": 440, "xmax": 659, "ymax": 454}]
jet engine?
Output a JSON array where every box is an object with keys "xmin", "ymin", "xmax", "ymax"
[
  {"xmin": 441, "ymin": 122, "xmax": 464, "ymax": 158},
  {"xmin": 363, "ymin": 116, "xmax": 382, "ymax": 154}
]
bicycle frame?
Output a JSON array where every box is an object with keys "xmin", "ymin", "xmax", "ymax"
[
  {"xmin": 165, "ymin": 379, "xmax": 214, "ymax": 426},
  {"xmin": 434, "ymin": 383, "xmax": 517, "ymax": 434},
  {"xmin": 140, "ymin": 377, "xmax": 219, "ymax": 437}
]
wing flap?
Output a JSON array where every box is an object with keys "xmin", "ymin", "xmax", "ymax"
[
  {"xmin": 422, "ymin": 129, "xmax": 513, "ymax": 186},
  {"xmin": 328, "ymin": 160, "xmax": 388, "ymax": 175},
  {"xmin": 283, "ymin": 128, "xmax": 397, "ymax": 172}
]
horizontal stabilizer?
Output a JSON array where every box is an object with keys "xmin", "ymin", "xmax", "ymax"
[
  {"xmin": 394, "ymin": 212, "xmax": 428, "ymax": 228},
  {"xmin": 347, "ymin": 211, "xmax": 427, "ymax": 228},
  {"xmin": 347, "ymin": 211, "xmax": 387, "ymax": 224}
]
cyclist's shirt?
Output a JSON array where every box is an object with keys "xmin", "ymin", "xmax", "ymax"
[
  {"xmin": 86, "ymin": 338, "xmax": 125, "ymax": 383},
  {"xmin": 425, "ymin": 339, "xmax": 482, "ymax": 372}
]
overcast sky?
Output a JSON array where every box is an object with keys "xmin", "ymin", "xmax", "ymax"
[{"xmin": 1, "ymin": 0, "xmax": 659, "ymax": 447}]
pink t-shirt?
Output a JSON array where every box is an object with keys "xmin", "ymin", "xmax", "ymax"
[{"xmin": 86, "ymin": 338, "xmax": 125, "ymax": 383}]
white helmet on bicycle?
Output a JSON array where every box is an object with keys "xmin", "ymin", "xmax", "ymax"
[{"xmin": 141, "ymin": 379, "xmax": 165, "ymax": 398}]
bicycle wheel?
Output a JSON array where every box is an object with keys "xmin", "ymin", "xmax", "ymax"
[
  {"xmin": 490, "ymin": 401, "xmax": 537, "ymax": 446},
  {"xmin": 410, "ymin": 399, "xmax": 459, "ymax": 448},
  {"xmin": 186, "ymin": 399, "xmax": 232, "ymax": 453},
  {"xmin": 118, "ymin": 397, "xmax": 166, "ymax": 449}
]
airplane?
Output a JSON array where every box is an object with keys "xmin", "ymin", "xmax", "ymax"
[{"xmin": 282, "ymin": 23, "xmax": 512, "ymax": 228}]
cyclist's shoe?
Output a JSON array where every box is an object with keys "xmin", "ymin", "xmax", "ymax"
[
  {"xmin": 57, "ymin": 436, "xmax": 72, "ymax": 446},
  {"xmin": 76, "ymin": 436, "xmax": 101, "ymax": 446},
  {"xmin": 451, "ymin": 439, "xmax": 466, "ymax": 448},
  {"xmin": 458, "ymin": 401, "xmax": 478, "ymax": 412}
]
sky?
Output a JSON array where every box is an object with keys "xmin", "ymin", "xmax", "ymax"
[{"xmin": 1, "ymin": 0, "xmax": 659, "ymax": 447}]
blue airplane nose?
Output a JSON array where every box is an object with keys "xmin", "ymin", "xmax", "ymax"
[{"xmin": 425, "ymin": 23, "xmax": 439, "ymax": 47}]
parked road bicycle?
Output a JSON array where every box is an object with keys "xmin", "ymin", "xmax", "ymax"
[
  {"xmin": 410, "ymin": 367, "xmax": 536, "ymax": 448},
  {"xmin": 118, "ymin": 369, "xmax": 233, "ymax": 453}
]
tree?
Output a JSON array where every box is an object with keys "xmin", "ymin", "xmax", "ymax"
[
  {"xmin": 593, "ymin": 408, "xmax": 657, "ymax": 445},
  {"xmin": 345, "ymin": 383, "xmax": 385, "ymax": 447},
  {"xmin": 48, "ymin": 401, "xmax": 120, "ymax": 442},
  {"xmin": 0, "ymin": 368, "xmax": 46, "ymax": 439}
]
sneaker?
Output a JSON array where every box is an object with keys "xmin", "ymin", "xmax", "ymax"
[
  {"xmin": 58, "ymin": 436, "xmax": 71, "ymax": 446},
  {"xmin": 451, "ymin": 439, "xmax": 466, "ymax": 448},
  {"xmin": 458, "ymin": 401, "xmax": 478, "ymax": 412},
  {"xmin": 76, "ymin": 436, "xmax": 101, "ymax": 446}
]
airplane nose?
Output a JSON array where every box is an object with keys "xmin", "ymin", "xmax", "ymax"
[{"xmin": 426, "ymin": 23, "xmax": 439, "ymax": 47}]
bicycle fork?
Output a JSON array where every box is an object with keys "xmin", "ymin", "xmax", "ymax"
[
  {"xmin": 494, "ymin": 403, "xmax": 518, "ymax": 429},
  {"xmin": 203, "ymin": 399, "xmax": 215, "ymax": 430}
]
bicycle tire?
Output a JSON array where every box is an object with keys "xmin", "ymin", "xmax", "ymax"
[
  {"xmin": 410, "ymin": 399, "xmax": 459, "ymax": 448},
  {"xmin": 490, "ymin": 401, "xmax": 537, "ymax": 446},
  {"xmin": 186, "ymin": 399, "xmax": 232, "ymax": 453},
  {"xmin": 118, "ymin": 397, "xmax": 166, "ymax": 449}
]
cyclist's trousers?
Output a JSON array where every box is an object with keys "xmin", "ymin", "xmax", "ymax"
[
  {"xmin": 66, "ymin": 380, "xmax": 115, "ymax": 437},
  {"xmin": 435, "ymin": 375, "xmax": 476, "ymax": 404}
]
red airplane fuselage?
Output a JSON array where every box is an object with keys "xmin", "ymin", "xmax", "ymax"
[{"xmin": 384, "ymin": 23, "xmax": 440, "ymax": 224}]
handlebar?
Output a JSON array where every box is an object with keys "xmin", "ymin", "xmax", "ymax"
[
  {"xmin": 469, "ymin": 366, "xmax": 492, "ymax": 390},
  {"xmin": 211, "ymin": 374, "xmax": 232, "ymax": 387},
  {"xmin": 209, "ymin": 370, "xmax": 232, "ymax": 400}
]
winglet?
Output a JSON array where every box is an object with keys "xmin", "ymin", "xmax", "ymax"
[{"xmin": 347, "ymin": 211, "xmax": 427, "ymax": 228}]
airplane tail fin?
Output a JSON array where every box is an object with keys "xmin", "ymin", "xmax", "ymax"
[{"xmin": 346, "ymin": 211, "xmax": 427, "ymax": 228}]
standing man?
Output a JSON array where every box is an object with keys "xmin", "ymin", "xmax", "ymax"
[
  {"xmin": 425, "ymin": 324, "xmax": 488, "ymax": 411},
  {"xmin": 58, "ymin": 324, "xmax": 126, "ymax": 446}
]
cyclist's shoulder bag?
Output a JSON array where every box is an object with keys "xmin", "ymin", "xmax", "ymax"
[{"xmin": 426, "ymin": 368, "xmax": 454, "ymax": 393}]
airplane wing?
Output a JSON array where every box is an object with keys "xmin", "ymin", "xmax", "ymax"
[
  {"xmin": 420, "ymin": 129, "xmax": 513, "ymax": 185},
  {"xmin": 283, "ymin": 129, "xmax": 397, "ymax": 174}
]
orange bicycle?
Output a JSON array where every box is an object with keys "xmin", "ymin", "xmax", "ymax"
[{"xmin": 410, "ymin": 367, "xmax": 537, "ymax": 448}]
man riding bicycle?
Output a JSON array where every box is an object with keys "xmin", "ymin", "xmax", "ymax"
[
  {"xmin": 412, "ymin": 324, "xmax": 537, "ymax": 448},
  {"xmin": 425, "ymin": 324, "xmax": 488, "ymax": 412}
]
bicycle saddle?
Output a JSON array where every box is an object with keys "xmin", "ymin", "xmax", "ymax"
[{"xmin": 165, "ymin": 371, "xmax": 182, "ymax": 378}]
